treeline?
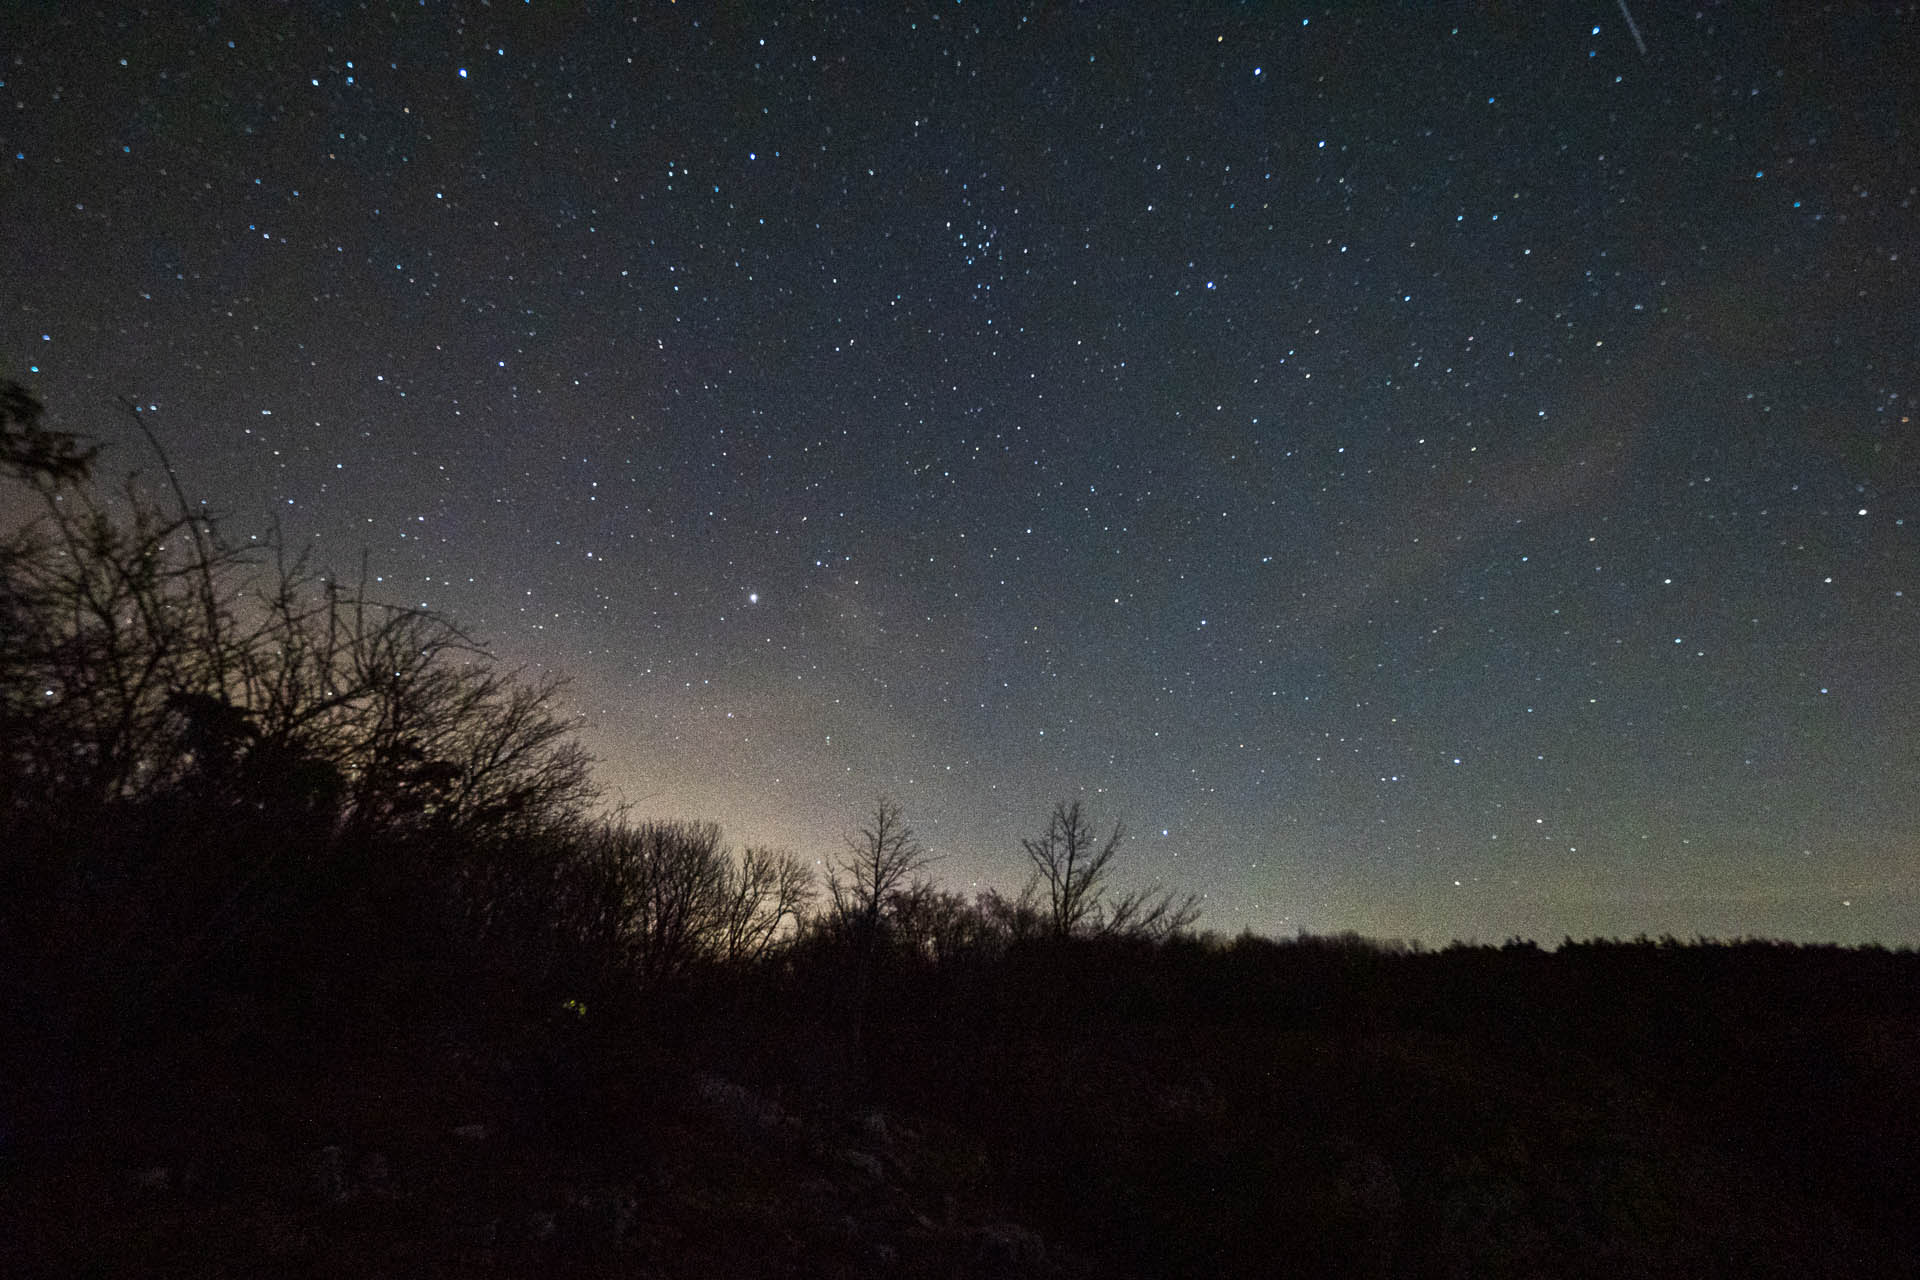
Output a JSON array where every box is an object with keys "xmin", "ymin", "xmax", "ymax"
[
  {"xmin": 8, "ymin": 383, "xmax": 1918, "ymax": 1276},
  {"xmin": 806, "ymin": 929, "xmax": 1920, "ymax": 1276},
  {"xmin": 0, "ymin": 382, "xmax": 1195, "ymax": 1118}
]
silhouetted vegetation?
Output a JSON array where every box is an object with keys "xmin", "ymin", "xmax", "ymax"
[
  {"xmin": 4, "ymin": 382, "xmax": 1916, "ymax": 1276},
  {"xmin": 1020, "ymin": 798, "xmax": 1201, "ymax": 941},
  {"xmin": 2, "ymin": 386, "xmax": 594, "ymax": 1077}
]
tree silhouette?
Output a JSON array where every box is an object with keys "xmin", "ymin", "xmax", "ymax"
[
  {"xmin": 0, "ymin": 383, "xmax": 594, "ymax": 1041},
  {"xmin": 556, "ymin": 819, "xmax": 814, "ymax": 997},
  {"xmin": 818, "ymin": 797, "xmax": 936, "ymax": 1066},
  {"xmin": 888, "ymin": 880, "xmax": 996, "ymax": 963},
  {"xmin": 0, "ymin": 379, "xmax": 96, "ymax": 487},
  {"xmin": 825, "ymin": 796, "xmax": 934, "ymax": 951},
  {"xmin": 1022, "ymin": 798, "xmax": 1201, "ymax": 941},
  {"xmin": 716, "ymin": 843, "xmax": 815, "ymax": 963}
]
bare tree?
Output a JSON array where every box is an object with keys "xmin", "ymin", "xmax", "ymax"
[
  {"xmin": 888, "ymin": 881, "xmax": 995, "ymax": 964},
  {"xmin": 1, "ymin": 379, "xmax": 95, "ymax": 487},
  {"xmin": 564, "ymin": 819, "xmax": 728, "ymax": 991},
  {"xmin": 975, "ymin": 885, "xmax": 1045, "ymax": 947},
  {"xmin": 825, "ymin": 796, "xmax": 934, "ymax": 949},
  {"xmin": 1023, "ymin": 798, "xmax": 1124, "ymax": 940},
  {"xmin": 1022, "ymin": 799, "xmax": 1201, "ymax": 941},
  {"xmin": 1, "ymin": 384, "xmax": 594, "ymax": 856},
  {"xmin": 816, "ymin": 797, "xmax": 936, "ymax": 1069},
  {"xmin": 555, "ymin": 821, "xmax": 815, "ymax": 999},
  {"xmin": 715, "ymin": 845, "xmax": 815, "ymax": 963},
  {"xmin": 0, "ymin": 382, "xmax": 596, "ymax": 1025}
]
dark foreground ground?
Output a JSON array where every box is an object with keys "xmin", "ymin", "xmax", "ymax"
[{"xmin": 5, "ymin": 935, "xmax": 1918, "ymax": 1278}]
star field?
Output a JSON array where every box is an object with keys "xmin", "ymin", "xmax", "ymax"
[{"xmin": 4, "ymin": 3, "xmax": 1916, "ymax": 943}]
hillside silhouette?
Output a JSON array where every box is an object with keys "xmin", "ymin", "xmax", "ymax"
[{"xmin": 4, "ymin": 382, "xmax": 1916, "ymax": 1276}]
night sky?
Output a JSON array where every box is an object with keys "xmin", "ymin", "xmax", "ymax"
[{"xmin": 5, "ymin": 3, "xmax": 1916, "ymax": 945}]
